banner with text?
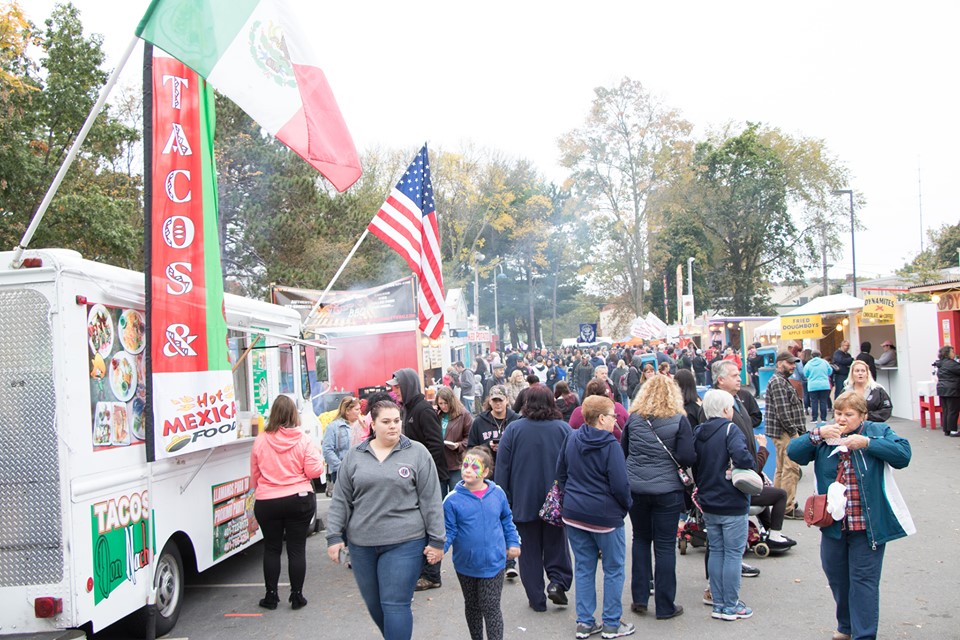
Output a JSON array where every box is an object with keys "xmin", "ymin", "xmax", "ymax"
[
  {"xmin": 147, "ymin": 50, "xmax": 237, "ymax": 460},
  {"xmin": 780, "ymin": 314, "xmax": 824, "ymax": 340},
  {"xmin": 859, "ymin": 294, "xmax": 896, "ymax": 324}
]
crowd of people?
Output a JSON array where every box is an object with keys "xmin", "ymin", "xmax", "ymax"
[{"xmin": 246, "ymin": 339, "xmax": 933, "ymax": 640}]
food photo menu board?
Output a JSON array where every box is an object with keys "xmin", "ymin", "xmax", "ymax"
[{"xmin": 87, "ymin": 304, "xmax": 147, "ymax": 450}]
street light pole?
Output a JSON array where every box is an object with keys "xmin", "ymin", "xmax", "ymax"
[
  {"xmin": 832, "ymin": 189, "xmax": 857, "ymax": 297},
  {"xmin": 492, "ymin": 262, "xmax": 504, "ymax": 350}
]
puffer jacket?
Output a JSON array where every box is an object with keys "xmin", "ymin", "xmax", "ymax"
[{"xmin": 934, "ymin": 357, "xmax": 960, "ymax": 397}]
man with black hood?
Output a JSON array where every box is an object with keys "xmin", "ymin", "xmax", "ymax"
[{"xmin": 387, "ymin": 368, "xmax": 448, "ymax": 591}]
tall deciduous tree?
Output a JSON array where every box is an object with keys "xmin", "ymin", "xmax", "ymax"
[
  {"xmin": 559, "ymin": 77, "xmax": 693, "ymax": 318},
  {"xmin": 685, "ymin": 124, "xmax": 800, "ymax": 314},
  {"xmin": 0, "ymin": 2, "xmax": 140, "ymax": 266}
]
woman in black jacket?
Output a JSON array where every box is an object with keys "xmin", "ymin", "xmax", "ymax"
[{"xmin": 934, "ymin": 345, "xmax": 960, "ymax": 436}]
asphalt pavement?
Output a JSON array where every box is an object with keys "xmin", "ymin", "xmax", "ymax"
[{"xmin": 94, "ymin": 416, "xmax": 959, "ymax": 639}]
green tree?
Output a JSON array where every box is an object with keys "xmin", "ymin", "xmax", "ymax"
[
  {"xmin": 559, "ymin": 77, "xmax": 693, "ymax": 318},
  {"xmin": 897, "ymin": 222, "xmax": 960, "ymax": 295},
  {"xmin": 685, "ymin": 124, "xmax": 798, "ymax": 315},
  {"xmin": 0, "ymin": 2, "xmax": 141, "ymax": 266}
]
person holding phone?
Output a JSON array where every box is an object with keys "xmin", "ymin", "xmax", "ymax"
[{"xmin": 436, "ymin": 386, "xmax": 473, "ymax": 494}]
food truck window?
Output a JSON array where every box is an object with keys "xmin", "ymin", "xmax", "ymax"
[
  {"xmin": 300, "ymin": 346, "xmax": 312, "ymax": 400},
  {"xmin": 228, "ymin": 333, "xmax": 251, "ymax": 412},
  {"xmin": 278, "ymin": 344, "xmax": 295, "ymax": 394}
]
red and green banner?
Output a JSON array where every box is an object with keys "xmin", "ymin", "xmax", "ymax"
[{"xmin": 147, "ymin": 48, "xmax": 237, "ymax": 460}]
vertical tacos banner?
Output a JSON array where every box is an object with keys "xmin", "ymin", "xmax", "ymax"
[{"xmin": 146, "ymin": 49, "xmax": 237, "ymax": 461}]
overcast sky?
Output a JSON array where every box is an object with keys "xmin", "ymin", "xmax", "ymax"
[{"xmin": 25, "ymin": 0, "xmax": 960, "ymax": 282}]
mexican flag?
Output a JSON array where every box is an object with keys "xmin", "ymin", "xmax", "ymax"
[{"xmin": 137, "ymin": 0, "xmax": 362, "ymax": 192}]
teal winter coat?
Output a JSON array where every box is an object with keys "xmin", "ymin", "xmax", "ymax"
[
  {"xmin": 787, "ymin": 421, "xmax": 915, "ymax": 547},
  {"xmin": 804, "ymin": 357, "xmax": 834, "ymax": 392}
]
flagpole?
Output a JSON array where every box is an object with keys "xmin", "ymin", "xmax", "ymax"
[
  {"xmin": 303, "ymin": 229, "xmax": 370, "ymax": 327},
  {"xmin": 9, "ymin": 34, "xmax": 140, "ymax": 269}
]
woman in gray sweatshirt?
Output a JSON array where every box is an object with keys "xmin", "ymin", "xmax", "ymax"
[{"xmin": 326, "ymin": 400, "xmax": 445, "ymax": 640}]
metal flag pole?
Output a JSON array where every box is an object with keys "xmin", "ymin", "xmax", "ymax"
[
  {"xmin": 303, "ymin": 228, "xmax": 369, "ymax": 327},
  {"xmin": 9, "ymin": 34, "xmax": 140, "ymax": 269}
]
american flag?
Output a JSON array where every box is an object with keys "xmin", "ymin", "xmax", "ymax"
[{"xmin": 367, "ymin": 144, "xmax": 445, "ymax": 338}]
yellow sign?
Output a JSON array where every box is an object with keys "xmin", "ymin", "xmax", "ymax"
[
  {"xmin": 860, "ymin": 294, "xmax": 895, "ymax": 324},
  {"xmin": 780, "ymin": 314, "xmax": 823, "ymax": 339}
]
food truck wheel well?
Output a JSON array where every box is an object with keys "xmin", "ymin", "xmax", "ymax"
[{"xmin": 124, "ymin": 535, "xmax": 194, "ymax": 637}]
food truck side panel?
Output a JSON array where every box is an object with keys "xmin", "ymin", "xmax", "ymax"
[{"xmin": 0, "ymin": 250, "xmax": 311, "ymax": 635}]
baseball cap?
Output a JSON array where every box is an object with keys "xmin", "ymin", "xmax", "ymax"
[
  {"xmin": 386, "ymin": 374, "xmax": 399, "ymax": 386},
  {"xmin": 776, "ymin": 351, "xmax": 800, "ymax": 364},
  {"xmin": 881, "ymin": 340, "xmax": 893, "ymax": 347},
  {"xmin": 488, "ymin": 385, "xmax": 508, "ymax": 400}
]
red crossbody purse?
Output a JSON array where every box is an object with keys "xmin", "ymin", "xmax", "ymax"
[{"xmin": 804, "ymin": 460, "xmax": 845, "ymax": 528}]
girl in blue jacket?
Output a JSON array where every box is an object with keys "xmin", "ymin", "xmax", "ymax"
[{"xmin": 443, "ymin": 447, "xmax": 521, "ymax": 640}]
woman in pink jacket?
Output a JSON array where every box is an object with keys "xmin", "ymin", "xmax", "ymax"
[{"xmin": 251, "ymin": 395, "xmax": 325, "ymax": 610}]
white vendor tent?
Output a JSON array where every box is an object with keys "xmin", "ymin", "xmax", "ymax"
[
  {"xmin": 781, "ymin": 293, "xmax": 864, "ymax": 316},
  {"xmin": 753, "ymin": 317, "xmax": 781, "ymax": 340}
]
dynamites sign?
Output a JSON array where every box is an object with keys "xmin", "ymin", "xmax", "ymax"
[{"xmin": 147, "ymin": 50, "xmax": 236, "ymax": 460}]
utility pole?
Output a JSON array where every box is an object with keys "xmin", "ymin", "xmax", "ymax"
[{"xmin": 820, "ymin": 220, "xmax": 829, "ymax": 295}]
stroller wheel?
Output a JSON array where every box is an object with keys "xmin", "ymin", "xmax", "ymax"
[
  {"xmin": 678, "ymin": 538, "xmax": 687, "ymax": 555},
  {"xmin": 753, "ymin": 542, "xmax": 770, "ymax": 558}
]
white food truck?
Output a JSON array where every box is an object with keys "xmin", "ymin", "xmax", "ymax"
[{"xmin": 0, "ymin": 249, "xmax": 324, "ymax": 638}]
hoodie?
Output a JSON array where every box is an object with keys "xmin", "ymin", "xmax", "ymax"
[
  {"xmin": 556, "ymin": 424, "xmax": 631, "ymax": 528},
  {"xmin": 443, "ymin": 480, "xmax": 521, "ymax": 579},
  {"xmin": 692, "ymin": 416, "xmax": 755, "ymax": 516},
  {"xmin": 250, "ymin": 427, "xmax": 325, "ymax": 500},
  {"xmin": 393, "ymin": 368, "xmax": 449, "ymax": 482}
]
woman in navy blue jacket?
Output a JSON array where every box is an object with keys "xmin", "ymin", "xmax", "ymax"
[
  {"xmin": 494, "ymin": 385, "xmax": 573, "ymax": 612},
  {"xmin": 556, "ymin": 395, "xmax": 634, "ymax": 639},
  {"xmin": 693, "ymin": 389, "xmax": 756, "ymax": 622}
]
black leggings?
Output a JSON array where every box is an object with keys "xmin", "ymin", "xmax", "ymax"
[
  {"xmin": 253, "ymin": 493, "xmax": 315, "ymax": 592},
  {"xmin": 457, "ymin": 570, "xmax": 505, "ymax": 640}
]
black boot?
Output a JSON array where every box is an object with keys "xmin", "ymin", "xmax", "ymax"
[
  {"xmin": 289, "ymin": 591, "xmax": 308, "ymax": 610},
  {"xmin": 259, "ymin": 590, "xmax": 279, "ymax": 610}
]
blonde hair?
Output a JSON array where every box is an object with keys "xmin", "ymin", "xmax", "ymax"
[
  {"xmin": 335, "ymin": 396, "xmax": 360, "ymax": 421},
  {"xmin": 843, "ymin": 360, "xmax": 880, "ymax": 392},
  {"xmin": 630, "ymin": 374, "xmax": 684, "ymax": 418},
  {"xmin": 509, "ymin": 369, "xmax": 525, "ymax": 384}
]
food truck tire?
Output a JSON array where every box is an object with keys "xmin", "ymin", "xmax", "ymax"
[{"xmin": 126, "ymin": 541, "xmax": 184, "ymax": 637}]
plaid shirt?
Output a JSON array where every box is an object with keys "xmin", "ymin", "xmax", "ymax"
[
  {"xmin": 809, "ymin": 429, "xmax": 866, "ymax": 531},
  {"xmin": 764, "ymin": 371, "xmax": 805, "ymax": 438}
]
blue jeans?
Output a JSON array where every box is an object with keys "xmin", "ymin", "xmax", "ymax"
[
  {"xmin": 810, "ymin": 389, "xmax": 830, "ymax": 422},
  {"xmin": 443, "ymin": 469, "xmax": 462, "ymax": 495},
  {"xmin": 820, "ymin": 530, "xmax": 885, "ymax": 640},
  {"xmin": 628, "ymin": 491, "xmax": 684, "ymax": 616},
  {"xmin": 702, "ymin": 512, "xmax": 748, "ymax": 609},
  {"xmin": 348, "ymin": 536, "xmax": 426, "ymax": 640},
  {"xmin": 566, "ymin": 525, "xmax": 626, "ymax": 627}
]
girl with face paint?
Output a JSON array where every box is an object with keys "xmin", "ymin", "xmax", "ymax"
[{"xmin": 442, "ymin": 447, "xmax": 521, "ymax": 640}]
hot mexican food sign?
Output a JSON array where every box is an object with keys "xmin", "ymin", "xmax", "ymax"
[{"xmin": 147, "ymin": 51, "xmax": 236, "ymax": 460}]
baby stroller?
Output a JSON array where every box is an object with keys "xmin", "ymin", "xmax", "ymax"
[
  {"xmin": 678, "ymin": 489, "xmax": 792, "ymax": 558},
  {"xmin": 677, "ymin": 488, "xmax": 707, "ymax": 555}
]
